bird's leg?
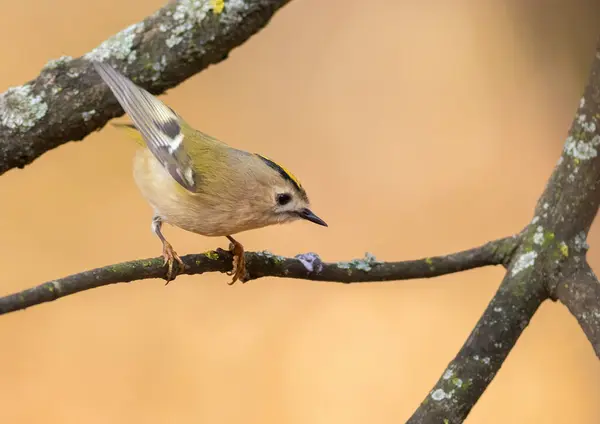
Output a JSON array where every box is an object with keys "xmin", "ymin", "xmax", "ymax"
[
  {"xmin": 152, "ymin": 216, "xmax": 185, "ymax": 284},
  {"xmin": 225, "ymin": 235, "xmax": 246, "ymax": 285}
]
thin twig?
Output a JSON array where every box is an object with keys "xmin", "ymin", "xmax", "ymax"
[{"xmin": 0, "ymin": 236, "xmax": 518, "ymax": 315}]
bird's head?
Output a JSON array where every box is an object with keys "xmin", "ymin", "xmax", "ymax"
[{"xmin": 252, "ymin": 154, "xmax": 328, "ymax": 228}]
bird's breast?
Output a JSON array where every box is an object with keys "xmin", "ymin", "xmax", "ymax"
[{"xmin": 132, "ymin": 149, "xmax": 271, "ymax": 237}]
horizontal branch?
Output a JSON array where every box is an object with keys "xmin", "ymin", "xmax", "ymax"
[
  {"xmin": 0, "ymin": 0, "xmax": 291, "ymax": 175},
  {"xmin": 554, "ymin": 261, "xmax": 600, "ymax": 357},
  {"xmin": 0, "ymin": 236, "xmax": 518, "ymax": 315}
]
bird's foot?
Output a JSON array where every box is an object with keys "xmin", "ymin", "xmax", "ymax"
[
  {"xmin": 162, "ymin": 241, "xmax": 185, "ymax": 284},
  {"xmin": 226, "ymin": 237, "xmax": 246, "ymax": 285}
]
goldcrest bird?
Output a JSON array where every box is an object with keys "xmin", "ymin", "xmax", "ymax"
[{"xmin": 92, "ymin": 61, "xmax": 327, "ymax": 284}]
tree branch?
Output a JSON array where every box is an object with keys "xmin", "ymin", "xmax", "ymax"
[
  {"xmin": 0, "ymin": 236, "xmax": 518, "ymax": 315},
  {"xmin": 407, "ymin": 36, "xmax": 600, "ymax": 423},
  {"xmin": 0, "ymin": 0, "xmax": 292, "ymax": 175},
  {"xmin": 554, "ymin": 261, "xmax": 600, "ymax": 357},
  {"xmin": 406, "ymin": 262, "xmax": 547, "ymax": 424}
]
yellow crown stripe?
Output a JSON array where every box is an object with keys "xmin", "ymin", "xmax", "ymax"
[{"xmin": 256, "ymin": 154, "xmax": 303, "ymax": 191}]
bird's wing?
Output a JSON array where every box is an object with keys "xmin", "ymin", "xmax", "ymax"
[{"xmin": 92, "ymin": 61, "xmax": 197, "ymax": 192}]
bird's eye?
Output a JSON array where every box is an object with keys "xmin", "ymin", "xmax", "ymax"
[{"xmin": 277, "ymin": 193, "xmax": 292, "ymax": 206}]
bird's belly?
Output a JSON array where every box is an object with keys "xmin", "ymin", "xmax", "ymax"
[{"xmin": 132, "ymin": 149, "xmax": 264, "ymax": 237}]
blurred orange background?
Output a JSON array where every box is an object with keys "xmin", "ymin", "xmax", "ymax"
[{"xmin": 0, "ymin": 1, "xmax": 599, "ymax": 423}]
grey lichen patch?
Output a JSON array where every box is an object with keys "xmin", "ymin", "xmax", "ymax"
[
  {"xmin": 431, "ymin": 388, "xmax": 452, "ymax": 401},
  {"xmin": 430, "ymin": 372, "xmax": 467, "ymax": 403},
  {"xmin": 0, "ymin": 84, "xmax": 48, "ymax": 132},
  {"xmin": 85, "ymin": 22, "xmax": 144, "ymax": 62},
  {"xmin": 472, "ymin": 354, "xmax": 491, "ymax": 365},
  {"xmin": 226, "ymin": 0, "xmax": 247, "ymax": 11},
  {"xmin": 580, "ymin": 310, "xmax": 600, "ymax": 321},
  {"xmin": 150, "ymin": 55, "xmax": 168, "ymax": 82},
  {"xmin": 43, "ymin": 55, "xmax": 73, "ymax": 70},
  {"xmin": 533, "ymin": 226, "xmax": 544, "ymax": 246},
  {"xmin": 81, "ymin": 110, "xmax": 96, "ymax": 122},
  {"xmin": 577, "ymin": 113, "xmax": 597, "ymax": 133},
  {"xmin": 219, "ymin": 0, "xmax": 249, "ymax": 24},
  {"xmin": 164, "ymin": 0, "xmax": 213, "ymax": 48},
  {"xmin": 162, "ymin": 0, "xmax": 249, "ymax": 48},
  {"xmin": 536, "ymin": 229, "xmax": 555, "ymax": 248},
  {"xmin": 67, "ymin": 68, "xmax": 81, "ymax": 78},
  {"xmin": 451, "ymin": 377, "xmax": 463, "ymax": 388},
  {"xmin": 256, "ymin": 250, "xmax": 286, "ymax": 265},
  {"xmin": 511, "ymin": 251, "xmax": 537, "ymax": 277},
  {"xmin": 573, "ymin": 231, "xmax": 589, "ymax": 253},
  {"xmin": 434, "ymin": 364, "xmax": 473, "ymax": 406},
  {"xmin": 561, "ymin": 107, "xmax": 600, "ymax": 160},
  {"xmin": 564, "ymin": 135, "xmax": 600, "ymax": 160},
  {"xmin": 337, "ymin": 252, "xmax": 380, "ymax": 272},
  {"xmin": 564, "ymin": 110, "xmax": 600, "ymax": 161},
  {"xmin": 357, "ymin": 252, "xmax": 379, "ymax": 271},
  {"xmin": 49, "ymin": 280, "xmax": 62, "ymax": 294},
  {"xmin": 295, "ymin": 252, "xmax": 323, "ymax": 273}
]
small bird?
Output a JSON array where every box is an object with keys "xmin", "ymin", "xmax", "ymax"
[{"xmin": 92, "ymin": 61, "xmax": 327, "ymax": 284}]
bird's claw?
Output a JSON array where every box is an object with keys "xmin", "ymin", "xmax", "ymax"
[
  {"xmin": 162, "ymin": 242, "xmax": 185, "ymax": 284},
  {"xmin": 226, "ymin": 240, "xmax": 246, "ymax": 285}
]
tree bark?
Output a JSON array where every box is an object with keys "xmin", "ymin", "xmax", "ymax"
[{"xmin": 0, "ymin": 237, "xmax": 517, "ymax": 315}]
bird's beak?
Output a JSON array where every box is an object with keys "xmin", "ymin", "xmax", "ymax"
[{"xmin": 298, "ymin": 208, "xmax": 328, "ymax": 227}]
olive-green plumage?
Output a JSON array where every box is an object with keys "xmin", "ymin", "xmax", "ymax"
[
  {"xmin": 128, "ymin": 121, "xmax": 310, "ymax": 237},
  {"xmin": 93, "ymin": 61, "xmax": 327, "ymax": 283}
]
